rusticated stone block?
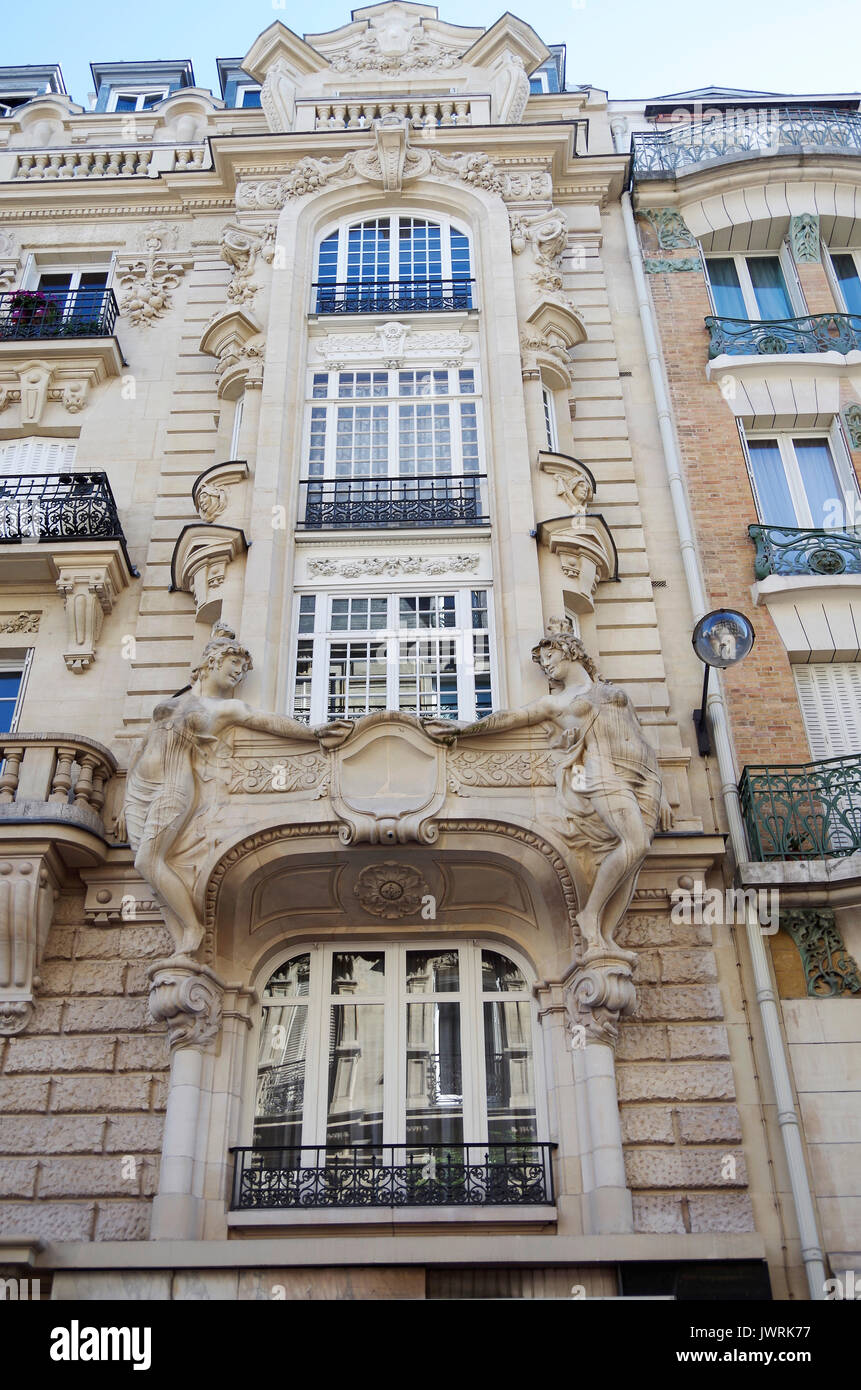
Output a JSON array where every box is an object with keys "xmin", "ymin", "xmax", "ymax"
[
  {"xmin": 115, "ymin": 1037, "xmax": 168, "ymax": 1071},
  {"xmin": 632, "ymin": 951, "xmax": 660, "ymax": 984},
  {"xmin": 4, "ymin": 1037, "xmax": 115, "ymax": 1073},
  {"xmin": 659, "ymin": 950, "xmax": 717, "ymax": 983},
  {"xmin": 53, "ymin": 1076, "xmax": 151, "ymax": 1114},
  {"xmin": 70, "ymin": 961, "xmax": 126, "ymax": 995},
  {"xmin": 151, "ymin": 1076, "xmax": 169, "ymax": 1110},
  {"xmin": 103, "ymin": 1116, "xmax": 164, "ymax": 1152},
  {"xmin": 125, "ymin": 962, "xmax": 152, "ymax": 995},
  {"xmin": 617, "ymin": 915, "xmax": 711, "ymax": 949},
  {"xmin": 617, "ymin": 1025, "xmax": 669, "ymax": 1060},
  {"xmin": 620, "ymin": 1106, "xmax": 675, "ymax": 1145},
  {"xmin": 625, "ymin": 1148, "xmax": 747, "ymax": 1188},
  {"xmin": 688, "ymin": 1193, "xmax": 755, "ymax": 1232},
  {"xmin": 43, "ymin": 927, "xmax": 75, "ymax": 960},
  {"xmin": 64, "ymin": 998, "xmax": 151, "ymax": 1033},
  {"xmin": 677, "ymin": 1105, "xmax": 743, "ymax": 1145},
  {"xmin": 668, "ymin": 1025, "xmax": 730, "ymax": 1059},
  {"xmin": 39, "ymin": 961, "xmax": 73, "ymax": 994},
  {"xmin": 0, "ymin": 1077, "xmax": 51, "ymax": 1111},
  {"xmin": 26, "ymin": 1000, "xmax": 64, "ymax": 1034},
  {"xmin": 39, "ymin": 1157, "xmax": 142, "ymax": 1197},
  {"xmin": 4, "ymin": 1115, "xmax": 104, "ymax": 1154},
  {"xmin": 0, "ymin": 1201, "xmax": 94, "ymax": 1240},
  {"xmin": 634, "ymin": 986, "xmax": 723, "ymax": 1021},
  {"xmin": 94, "ymin": 1201, "xmax": 152, "ymax": 1242},
  {"xmin": 0, "ymin": 1159, "xmax": 38, "ymax": 1197},
  {"xmin": 75, "ymin": 925, "xmax": 171, "ymax": 960},
  {"xmin": 617, "ymin": 1062, "xmax": 735, "ymax": 1103},
  {"xmin": 632, "ymin": 1193, "xmax": 686, "ymax": 1233}
]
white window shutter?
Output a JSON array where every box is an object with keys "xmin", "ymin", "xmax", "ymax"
[
  {"xmin": 794, "ymin": 664, "xmax": 861, "ymax": 758},
  {"xmin": 0, "ymin": 438, "xmax": 77, "ymax": 475}
]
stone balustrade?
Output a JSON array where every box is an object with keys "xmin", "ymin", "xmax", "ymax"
[
  {"xmin": 12, "ymin": 147, "xmax": 207, "ymax": 180},
  {"xmin": 295, "ymin": 96, "xmax": 482, "ymax": 131},
  {"xmin": 0, "ymin": 733, "xmax": 117, "ymax": 837}
]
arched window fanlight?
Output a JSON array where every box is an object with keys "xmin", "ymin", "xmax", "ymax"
[{"xmin": 314, "ymin": 214, "xmax": 474, "ymax": 314}]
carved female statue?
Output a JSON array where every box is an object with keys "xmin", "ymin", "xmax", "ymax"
[
  {"xmin": 448, "ymin": 624, "xmax": 672, "ymax": 958},
  {"xmin": 117, "ymin": 625, "xmax": 349, "ymax": 960}
]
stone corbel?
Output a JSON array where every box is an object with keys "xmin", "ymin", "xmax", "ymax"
[
  {"xmin": 55, "ymin": 550, "xmax": 130, "ymax": 673},
  {"xmin": 191, "ymin": 460, "xmax": 249, "ymax": 525},
  {"xmin": 371, "ymin": 118, "xmax": 408, "ymax": 192},
  {"xmin": 0, "ymin": 849, "xmax": 61, "ymax": 1035},
  {"xmin": 198, "ymin": 308, "xmax": 265, "ymax": 399},
  {"xmin": 538, "ymin": 512, "xmax": 618, "ymax": 614},
  {"xmin": 565, "ymin": 956, "xmax": 637, "ymax": 1049},
  {"xmin": 148, "ymin": 960, "xmax": 224, "ymax": 1050},
  {"xmin": 82, "ymin": 867, "xmax": 164, "ymax": 924},
  {"xmin": 170, "ymin": 523, "xmax": 248, "ymax": 624},
  {"xmin": 0, "ymin": 351, "xmax": 122, "ymax": 425}
]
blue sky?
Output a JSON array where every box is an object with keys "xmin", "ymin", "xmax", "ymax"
[{"xmin": 3, "ymin": 0, "xmax": 860, "ymax": 105}]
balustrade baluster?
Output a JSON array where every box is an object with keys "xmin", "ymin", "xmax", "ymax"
[{"xmin": 0, "ymin": 747, "xmax": 23, "ymax": 804}]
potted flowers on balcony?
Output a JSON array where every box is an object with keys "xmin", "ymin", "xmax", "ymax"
[{"xmin": 5, "ymin": 289, "xmax": 62, "ymax": 337}]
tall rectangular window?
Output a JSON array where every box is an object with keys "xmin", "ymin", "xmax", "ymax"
[
  {"xmin": 706, "ymin": 254, "xmax": 796, "ymax": 320},
  {"xmin": 828, "ymin": 251, "xmax": 861, "ymax": 316},
  {"xmin": 291, "ymin": 588, "xmax": 495, "ymax": 723},
  {"xmin": 743, "ymin": 433, "xmax": 850, "ymax": 529}
]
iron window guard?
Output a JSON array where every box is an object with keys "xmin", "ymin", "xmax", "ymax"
[
  {"xmin": 748, "ymin": 523, "xmax": 861, "ymax": 580},
  {"xmin": 739, "ymin": 754, "xmax": 861, "ymax": 860},
  {"xmin": 298, "ymin": 476, "xmax": 488, "ymax": 529},
  {"xmin": 632, "ymin": 107, "xmax": 861, "ymax": 177},
  {"xmin": 0, "ymin": 288, "xmax": 119, "ymax": 340},
  {"xmin": 705, "ymin": 312, "xmax": 861, "ymax": 359},
  {"xmin": 230, "ymin": 1141, "xmax": 556, "ymax": 1209},
  {"xmin": 312, "ymin": 278, "xmax": 474, "ymax": 314}
]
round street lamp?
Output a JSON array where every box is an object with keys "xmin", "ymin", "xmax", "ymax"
[{"xmin": 691, "ymin": 609, "xmax": 756, "ymax": 755}]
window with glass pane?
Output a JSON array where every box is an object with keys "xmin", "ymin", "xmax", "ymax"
[
  {"xmin": 0, "ymin": 669, "xmax": 24, "ymax": 734},
  {"xmin": 706, "ymin": 255, "xmax": 794, "ymax": 320},
  {"xmin": 315, "ymin": 214, "xmax": 473, "ymax": 309},
  {"xmin": 254, "ymin": 944, "xmax": 541, "ymax": 1164},
  {"xmin": 706, "ymin": 259, "xmax": 747, "ymax": 318},
  {"xmin": 293, "ymin": 588, "xmax": 494, "ymax": 722},
  {"xmin": 830, "ymin": 252, "xmax": 861, "ymax": 315},
  {"xmin": 746, "ymin": 434, "xmax": 847, "ymax": 529}
]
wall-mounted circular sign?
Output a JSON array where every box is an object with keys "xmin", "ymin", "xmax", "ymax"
[{"xmin": 692, "ymin": 609, "xmax": 755, "ymax": 669}]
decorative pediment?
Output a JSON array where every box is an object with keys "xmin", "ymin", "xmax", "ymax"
[
  {"xmin": 242, "ymin": 21, "xmax": 331, "ymax": 83},
  {"xmin": 170, "ymin": 524, "xmax": 248, "ymax": 624},
  {"xmin": 307, "ymin": 4, "xmax": 475, "ymax": 76}
]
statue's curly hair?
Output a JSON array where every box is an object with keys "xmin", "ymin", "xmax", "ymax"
[
  {"xmin": 190, "ymin": 624, "xmax": 253, "ymax": 685},
  {"xmin": 531, "ymin": 625, "xmax": 600, "ymax": 682}
]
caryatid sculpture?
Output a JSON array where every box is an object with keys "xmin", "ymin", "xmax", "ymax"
[
  {"xmin": 447, "ymin": 620, "xmax": 672, "ymax": 959},
  {"xmin": 117, "ymin": 624, "xmax": 350, "ymax": 961}
]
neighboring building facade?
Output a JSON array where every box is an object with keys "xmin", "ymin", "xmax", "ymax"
[{"xmin": 0, "ymin": 3, "xmax": 857, "ymax": 1301}]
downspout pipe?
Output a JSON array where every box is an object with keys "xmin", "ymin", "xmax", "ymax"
[{"xmin": 612, "ymin": 119, "xmax": 827, "ymax": 1300}]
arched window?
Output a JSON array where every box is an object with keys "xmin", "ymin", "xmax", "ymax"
[
  {"xmin": 314, "ymin": 214, "xmax": 473, "ymax": 313},
  {"xmin": 236, "ymin": 942, "xmax": 551, "ymax": 1210}
]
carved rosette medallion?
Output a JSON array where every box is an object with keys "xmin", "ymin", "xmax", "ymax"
[
  {"xmin": 354, "ymin": 862, "xmax": 431, "ymax": 918},
  {"xmin": 148, "ymin": 962, "xmax": 224, "ymax": 1050}
]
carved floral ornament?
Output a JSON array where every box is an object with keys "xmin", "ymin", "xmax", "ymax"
[
  {"xmin": 353, "ymin": 862, "xmax": 431, "ymax": 918},
  {"xmin": 116, "ymin": 221, "xmax": 189, "ymax": 327},
  {"xmin": 236, "ymin": 142, "xmax": 552, "ymax": 211},
  {"xmin": 315, "ymin": 321, "xmax": 472, "ymax": 370}
]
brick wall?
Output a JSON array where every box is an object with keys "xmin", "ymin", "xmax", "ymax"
[
  {"xmin": 616, "ymin": 912, "xmax": 754, "ymax": 1235},
  {"xmin": 0, "ymin": 894, "xmax": 170, "ymax": 1242}
]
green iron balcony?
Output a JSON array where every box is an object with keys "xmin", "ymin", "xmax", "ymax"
[
  {"xmin": 632, "ymin": 107, "xmax": 861, "ymax": 178},
  {"xmin": 749, "ymin": 524, "xmax": 861, "ymax": 580},
  {"xmin": 739, "ymin": 754, "xmax": 861, "ymax": 860},
  {"xmin": 706, "ymin": 312, "xmax": 861, "ymax": 358}
]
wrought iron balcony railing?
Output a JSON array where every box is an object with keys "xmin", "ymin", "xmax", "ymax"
[
  {"xmin": 739, "ymin": 754, "xmax": 861, "ymax": 860},
  {"xmin": 0, "ymin": 472, "xmax": 127, "ymax": 548},
  {"xmin": 632, "ymin": 107, "xmax": 861, "ymax": 177},
  {"xmin": 706, "ymin": 312, "xmax": 861, "ymax": 359},
  {"xmin": 312, "ymin": 278, "xmax": 474, "ymax": 314},
  {"xmin": 231, "ymin": 1142, "xmax": 555, "ymax": 1209},
  {"xmin": 298, "ymin": 476, "xmax": 488, "ymax": 529},
  {"xmin": 749, "ymin": 524, "xmax": 861, "ymax": 580},
  {"xmin": 0, "ymin": 288, "xmax": 119, "ymax": 341}
]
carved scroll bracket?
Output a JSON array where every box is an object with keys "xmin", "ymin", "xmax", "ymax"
[
  {"xmin": 564, "ymin": 956, "xmax": 637, "ymax": 1050},
  {"xmin": 148, "ymin": 959, "xmax": 225, "ymax": 1051},
  {"xmin": 170, "ymin": 523, "xmax": 248, "ymax": 625},
  {"xmin": 0, "ymin": 849, "xmax": 61, "ymax": 1035},
  {"xmin": 55, "ymin": 549, "xmax": 131, "ymax": 673}
]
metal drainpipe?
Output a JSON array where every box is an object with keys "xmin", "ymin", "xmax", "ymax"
[{"xmin": 611, "ymin": 118, "xmax": 827, "ymax": 1299}]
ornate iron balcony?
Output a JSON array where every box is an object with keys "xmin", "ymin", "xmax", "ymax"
[
  {"xmin": 312, "ymin": 278, "xmax": 474, "ymax": 314},
  {"xmin": 231, "ymin": 1142, "xmax": 555, "ymax": 1209},
  {"xmin": 739, "ymin": 754, "xmax": 861, "ymax": 860},
  {"xmin": 0, "ymin": 288, "xmax": 119, "ymax": 340},
  {"xmin": 632, "ymin": 107, "xmax": 861, "ymax": 177},
  {"xmin": 0, "ymin": 472, "xmax": 127, "ymax": 546},
  {"xmin": 298, "ymin": 476, "xmax": 488, "ymax": 529},
  {"xmin": 749, "ymin": 524, "xmax": 861, "ymax": 580},
  {"xmin": 706, "ymin": 312, "xmax": 861, "ymax": 358}
]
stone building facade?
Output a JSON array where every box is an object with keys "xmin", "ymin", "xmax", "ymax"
[{"xmin": 0, "ymin": 5, "xmax": 858, "ymax": 1301}]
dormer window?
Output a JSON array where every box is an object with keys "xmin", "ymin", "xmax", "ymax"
[
  {"xmin": 235, "ymin": 84, "xmax": 262, "ymax": 109},
  {"xmin": 108, "ymin": 89, "xmax": 167, "ymax": 112}
]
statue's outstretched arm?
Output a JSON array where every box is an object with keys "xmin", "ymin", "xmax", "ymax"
[{"xmin": 455, "ymin": 696, "xmax": 556, "ymax": 740}]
